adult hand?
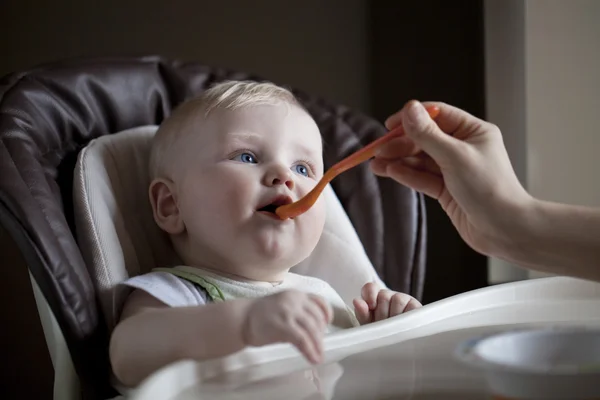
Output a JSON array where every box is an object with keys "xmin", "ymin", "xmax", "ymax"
[{"xmin": 371, "ymin": 100, "xmax": 533, "ymax": 259}]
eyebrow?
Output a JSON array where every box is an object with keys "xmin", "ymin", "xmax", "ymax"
[
  {"xmin": 293, "ymin": 141, "xmax": 322, "ymax": 160},
  {"xmin": 224, "ymin": 131, "xmax": 322, "ymax": 160},
  {"xmin": 223, "ymin": 131, "xmax": 263, "ymax": 143}
]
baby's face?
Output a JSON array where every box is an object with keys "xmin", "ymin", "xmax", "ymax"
[{"xmin": 171, "ymin": 103, "xmax": 326, "ymax": 279}]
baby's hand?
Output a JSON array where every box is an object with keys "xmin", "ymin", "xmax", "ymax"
[
  {"xmin": 242, "ymin": 290, "xmax": 333, "ymax": 364},
  {"xmin": 353, "ymin": 282, "xmax": 422, "ymax": 325}
]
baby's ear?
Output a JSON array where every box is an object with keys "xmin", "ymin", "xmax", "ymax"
[{"xmin": 148, "ymin": 178, "xmax": 185, "ymax": 234}]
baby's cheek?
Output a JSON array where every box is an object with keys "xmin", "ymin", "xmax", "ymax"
[
  {"xmin": 213, "ymin": 172, "xmax": 251, "ymax": 199},
  {"xmin": 311, "ymin": 196, "xmax": 327, "ymax": 223},
  {"xmin": 303, "ymin": 198, "xmax": 326, "ymax": 240}
]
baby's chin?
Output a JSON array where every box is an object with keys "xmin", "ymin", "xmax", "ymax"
[
  {"xmin": 230, "ymin": 241, "xmax": 310, "ymax": 273},
  {"xmin": 253, "ymin": 226, "xmax": 322, "ymax": 257},
  {"xmin": 250, "ymin": 243, "xmax": 306, "ymax": 267}
]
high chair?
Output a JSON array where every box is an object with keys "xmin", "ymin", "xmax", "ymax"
[{"xmin": 0, "ymin": 56, "xmax": 428, "ymax": 399}]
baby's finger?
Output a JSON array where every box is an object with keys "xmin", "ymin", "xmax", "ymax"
[
  {"xmin": 389, "ymin": 293, "xmax": 410, "ymax": 317},
  {"xmin": 405, "ymin": 298, "xmax": 423, "ymax": 312},
  {"xmin": 352, "ymin": 298, "xmax": 372, "ymax": 325},
  {"xmin": 390, "ymin": 294, "xmax": 423, "ymax": 317},
  {"xmin": 304, "ymin": 300, "xmax": 329, "ymax": 332},
  {"xmin": 374, "ymin": 290, "xmax": 394, "ymax": 322},
  {"xmin": 308, "ymin": 294, "xmax": 334, "ymax": 324},
  {"xmin": 361, "ymin": 282, "xmax": 380, "ymax": 309},
  {"xmin": 294, "ymin": 318, "xmax": 323, "ymax": 364}
]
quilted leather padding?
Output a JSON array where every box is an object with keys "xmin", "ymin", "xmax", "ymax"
[{"xmin": 0, "ymin": 56, "xmax": 426, "ymax": 398}]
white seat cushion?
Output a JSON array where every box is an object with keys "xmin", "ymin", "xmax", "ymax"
[{"xmin": 73, "ymin": 125, "xmax": 384, "ymax": 330}]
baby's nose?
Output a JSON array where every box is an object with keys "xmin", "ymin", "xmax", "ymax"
[{"xmin": 265, "ymin": 166, "xmax": 294, "ymax": 189}]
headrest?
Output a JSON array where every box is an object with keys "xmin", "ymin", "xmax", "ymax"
[{"xmin": 73, "ymin": 125, "xmax": 384, "ymax": 330}]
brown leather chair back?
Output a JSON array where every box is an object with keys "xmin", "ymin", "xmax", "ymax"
[{"xmin": 0, "ymin": 56, "xmax": 426, "ymax": 398}]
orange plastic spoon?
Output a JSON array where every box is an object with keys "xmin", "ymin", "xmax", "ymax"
[{"xmin": 275, "ymin": 105, "xmax": 441, "ymax": 220}]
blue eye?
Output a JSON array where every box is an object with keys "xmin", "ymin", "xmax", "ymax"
[
  {"xmin": 295, "ymin": 164, "xmax": 309, "ymax": 176},
  {"xmin": 233, "ymin": 152, "xmax": 257, "ymax": 164}
]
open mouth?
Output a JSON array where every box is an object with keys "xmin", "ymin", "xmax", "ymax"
[{"xmin": 257, "ymin": 195, "xmax": 293, "ymax": 217}]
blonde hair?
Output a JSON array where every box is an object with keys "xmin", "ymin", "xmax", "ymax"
[{"xmin": 148, "ymin": 80, "xmax": 304, "ymax": 179}]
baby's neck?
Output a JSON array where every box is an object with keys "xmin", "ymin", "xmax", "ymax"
[
  {"xmin": 173, "ymin": 240, "xmax": 290, "ymax": 283},
  {"xmin": 187, "ymin": 263, "xmax": 288, "ymax": 284}
]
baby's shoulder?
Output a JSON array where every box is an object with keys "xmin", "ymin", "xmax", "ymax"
[
  {"xmin": 124, "ymin": 269, "xmax": 190, "ymax": 290},
  {"xmin": 121, "ymin": 269, "xmax": 209, "ymax": 308}
]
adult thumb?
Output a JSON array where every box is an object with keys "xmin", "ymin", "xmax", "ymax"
[{"xmin": 403, "ymin": 101, "xmax": 458, "ymax": 164}]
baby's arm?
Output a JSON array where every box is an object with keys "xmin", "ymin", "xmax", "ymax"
[
  {"xmin": 110, "ymin": 289, "xmax": 253, "ymax": 387},
  {"xmin": 110, "ymin": 288, "xmax": 332, "ymax": 387},
  {"xmin": 353, "ymin": 282, "xmax": 422, "ymax": 325}
]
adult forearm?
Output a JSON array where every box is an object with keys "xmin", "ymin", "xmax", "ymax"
[
  {"xmin": 504, "ymin": 199, "xmax": 600, "ymax": 281},
  {"xmin": 109, "ymin": 298, "xmax": 253, "ymax": 387}
]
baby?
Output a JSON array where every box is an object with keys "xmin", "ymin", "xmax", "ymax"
[{"xmin": 109, "ymin": 80, "xmax": 422, "ymax": 387}]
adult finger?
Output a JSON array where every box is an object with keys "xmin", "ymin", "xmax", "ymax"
[
  {"xmin": 400, "ymin": 155, "xmax": 442, "ymax": 176},
  {"xmin": 370, "ymin": 158, "xmax": 391, "ymax": 177},
  {"xmin": 401, "ymin": 101, "xmax": 464, "ymax": 168},
  {"xmin": 382, "ymin": 160, "xmax": 445, "ymax": 199},
  {"xmin": 375, "ymin": 135, "xmax": 421, "ymax": 159},
  {"xmin": 386, "ymin": 100, "xmax": 483, "ymax": 140}
]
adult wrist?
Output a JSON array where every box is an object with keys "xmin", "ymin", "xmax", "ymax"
[{"xmin": 489, "ymin": 194, "xmax": 540, "ymax": 264}]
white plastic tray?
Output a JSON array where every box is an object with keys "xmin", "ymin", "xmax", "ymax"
[{"xmin": 127, "ymin": 276, "xmax": 600, "ymax": 399}]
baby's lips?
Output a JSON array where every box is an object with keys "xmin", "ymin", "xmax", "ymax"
[
  {"xmin": 271, "ymin": 194, "xmax": 293, "ymax": 206},
  {"xmin": 258, "ymin": 194, "xmax": 293, "ymax": 210}
]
